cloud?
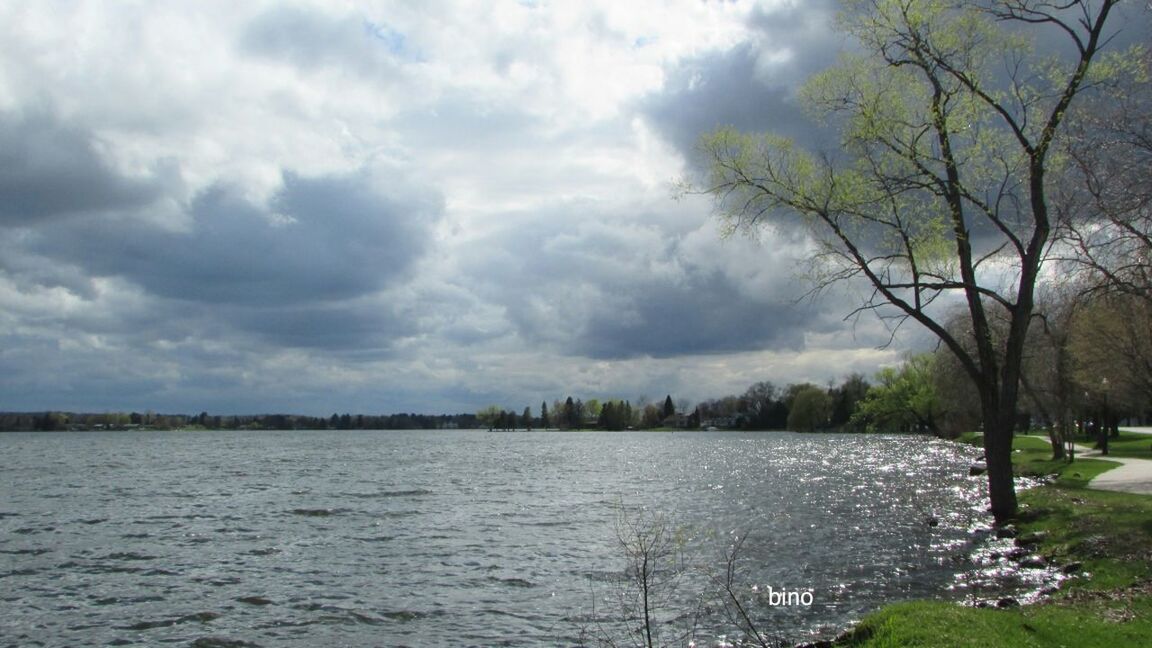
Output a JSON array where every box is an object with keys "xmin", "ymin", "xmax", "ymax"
[
  {"xmin": 6, "ymin": 152, "xmax": 443, "ymax": 358},
  {"xmin": 448, "ymin": 199, "xmax": 843, "ymax": 361},
  {"xmin": 240, "ymin": 4, "xmax": 419, "ymax": 76},
  {"xmin": 225, "ymin": 298, "xmax": 418, "ymax": 353},
  {"xmin": 0, "ymin": 110, "xmax": 169, "ymax": 225},
  {"xmin": 641, "ymin": 0, "xmax": 841, "ymax": 158},
  {"xmin": 33, "ymin": 166, "xmax": 441, "ymax": 307},
  {"xmin": 0, "ymin": 1, "xmax": 928, "ymax": 415},
  {"xmin": 572, "ymin": 268, "xmax": 813, "ymax": 359}
]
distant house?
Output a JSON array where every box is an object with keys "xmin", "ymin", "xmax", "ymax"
[{"xmin": 701, "ymin": 416, "xmax": 739, "ymax": 430}]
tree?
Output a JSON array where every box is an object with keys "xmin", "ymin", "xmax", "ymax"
[
  {"xmin": 598, "ymin": 400, "xmax": 634, "ymax": 431},
  {"xmin": 1059, "ymin": 47, "xmax": 1152, "ymax": 300},
  {"xmin": 35, "ymin": 412, "xmax": 62, "ymax": 431},
  {"xmin": 662, "ymin": 395, "xmax": 675, "ymax": 420},
  {"xmin": 540, "ymin": 401, "xmax": 551, "ymax": 429},
  {"xmin": 641, "ymin": 403, "xmax": 663, "ymax": 429},
  {"xmin": 699, "ymin": 0, "xmax": 1123, "ymax": 522},
  {"xmin": 786, "ymin": 384, "xmax": 830, "ymax": 432},
  {"xmin": 585, "ymin": 399, "xmax": 602, "ymax": 421},
  {"xmin": 1069, "ymin": 292, "xmax": 1152, "ymax": 424},
  {"xmin": 581, "ymin": 505, "xmax": 698, "ymax": 648},
  {"xmin": 477, "ymin": 405, "xmax": 502, "ymax": 430},
  {"xmin": 522, "ymin": 406, "xmax": 533, "ymax": 430},
  {"xmin": 830, "ymin": 373, "xmax": 871, "ymax": 430},
  {"xmin": 741, "ymin": 381, "xmax": 778, "ymax": 428},
  {"xmin": 561, "ymin": 396, "xmax": 585, "ymax": 429},
  {"xmin": 1020, "ymin": 285, "xmax": 1091, "ymax": 460},
  {"xmin": 851, "ymin": 354, "xmax": 939, "ymax": 434}
]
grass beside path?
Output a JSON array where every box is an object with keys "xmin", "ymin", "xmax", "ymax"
[
  {"xmin": 961, "ymin": 432, "xmax": 1122, "ymax": 486},
  {"xmin": 836, "ymin": 433, "xmax": 1152, "ymax": 648},
  {"xmin": 1101, "ymin": 432, "xmax": 1152, "ymax": 460}
]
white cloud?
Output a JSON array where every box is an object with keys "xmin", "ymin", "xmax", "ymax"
[{"xmin": 0, "ymin": 0, "xmax": 923, "ymax": 415}]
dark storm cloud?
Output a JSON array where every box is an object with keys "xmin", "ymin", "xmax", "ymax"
[
  {"xmin": 642, "ymin": 0, "xmax": 841, "ymax": 158},
  {"xmin": 459, "ymin": 209, "xmax": 824, "ymax": 360},
  {"xmin": 37, "ymin": 169, "xmax": 441, "ymax": 307},
  {"xmin": 0, "ymin": 110, "xmax": 167, "ymax": 225},
  {"xmin": 18, "ymin": 166, "xmax": 442, "ymax": 353},
  {"xmin": 574, "ymin": 269, "xmax": 815, "ymax": 359}
]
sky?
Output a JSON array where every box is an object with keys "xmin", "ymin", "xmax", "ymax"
[{"xmin": 0, "ymin": 0, "xmax": 922, "ymax": 416}]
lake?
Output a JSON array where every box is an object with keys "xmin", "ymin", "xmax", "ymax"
[{"xmin": 1, "ymin": 430, "xmax": 997, "ymax": 646}]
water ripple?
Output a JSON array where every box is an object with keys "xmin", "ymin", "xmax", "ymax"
[{"xmin": 1, "ymin": 430, "xmax": 991, "ymax": 646}]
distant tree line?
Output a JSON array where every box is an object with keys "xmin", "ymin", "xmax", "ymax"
[
  {"xmin": 478, "ymin": 395, "xmax": 680, "ymax": 431},
  {"xmin": 694, "ymin": 376, "xmax": 870, "ymax": 432},
  {"xmin": 0, "ymin": 410, "xmax": 185, "ymax": 432},
  {"xmin": 477, "ymin": 377, "xmax": 875, "ymax": 433},
  {"xmin": 0, "ymin": 411, "xmax": 479, "ymax": 432}
]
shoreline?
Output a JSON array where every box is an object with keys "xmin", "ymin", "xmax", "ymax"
[{"xmin": 816, "ymin": 431, "xmax": 1152, "ymax": 647}]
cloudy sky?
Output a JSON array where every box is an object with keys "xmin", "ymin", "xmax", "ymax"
[{"xmin": 0, "ymin": 0, "xmax": 918, "ymax": 416}]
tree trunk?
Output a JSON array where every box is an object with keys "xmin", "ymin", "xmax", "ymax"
[
  {"xmin": 981, "ymin": 396, "xmax": 1019, "ymax": 524},
  {"xmin": 981, "ymin": 412, "xmax": 1018, "ymax": 525},
  {"xmin": 1058, "ymin": 409, "xmax": 1075, "ymax": 463},
  {"xmin": 1047, "ymin": 424, "xmax": 1066, "ymax": 461}
]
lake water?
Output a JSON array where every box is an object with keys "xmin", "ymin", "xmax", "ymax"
[{"xmin": 1, "ymin": 430, "xmax": 995, "ymax": 647}]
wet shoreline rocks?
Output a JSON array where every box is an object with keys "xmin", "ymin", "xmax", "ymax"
[{"xmin": 953, "ymin": 521, "xmax": 1078, "ymax": 610}]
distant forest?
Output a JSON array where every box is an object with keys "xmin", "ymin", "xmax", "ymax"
[
  {"xmin": 0, "ymin": 367, "xmax": 970, "ymax": 435},
  {"xmin": 0, "ymin": 374, "xmax": 875, "ymax": 433},
  {"xmin": 0, "ymin": 411, "xmax": 479, "ymax": 432},
  {"xmin": 479, "ymin": 375, "xmax": 875, "ymax": 433}
]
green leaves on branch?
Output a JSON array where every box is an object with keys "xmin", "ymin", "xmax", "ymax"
[{"xmin": 699, "ymin": 127, "xmax": 832, "ymax": 235}]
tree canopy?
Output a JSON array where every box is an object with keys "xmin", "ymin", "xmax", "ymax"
[
  {"xmin": 699, "ymin": 0, "xmax": 1131, "ymax": 521},
  {"xmin": 852, "ymin": 354, "xmax": 939, "ymax": 434}
]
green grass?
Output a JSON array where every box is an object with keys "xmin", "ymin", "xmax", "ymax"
[
  {"xmin": 840, "ymin": 596, "xmax": 1152, "ymax": 647},
  {"xmin": 837, "ymin": 433, "xmax": 1152, "ymax": 647},
  {"xmin": 1102, "ymin": 432, "xmax": 1152, "ymax": 460},
  {"xmin": 1005, "ymin": 429, "xmax": 1152, "ymax": 460},
  {"xmin": 1016, "ymin": 487, "xmax": 1152, "ymax": 591},
  {"xmin": 958, "ymin": 432, "xmax": 1122, "ymax": 487}
]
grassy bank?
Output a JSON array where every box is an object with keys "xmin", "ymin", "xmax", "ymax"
[
  {"xmin": 1099, "ymin": 432, "xmax": 1152, "ymax": 460},
  {"xmin": 835, "ymin": 434, "xmax": 1152, "ymax": 647}
]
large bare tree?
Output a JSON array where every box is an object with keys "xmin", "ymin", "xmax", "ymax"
[{"xmin": 699, "ymin": 0, "xmax": 1128, "ymax": 522}]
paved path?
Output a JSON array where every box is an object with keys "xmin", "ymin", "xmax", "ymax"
[{"xmin": 1075, "ymin": 427, "xmax": 1152, "ymax": 495}]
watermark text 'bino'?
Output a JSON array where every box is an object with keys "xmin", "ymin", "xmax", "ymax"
[{"xmin": 763, "ymin": 586, "xmax": 814, "ymax": 607}]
